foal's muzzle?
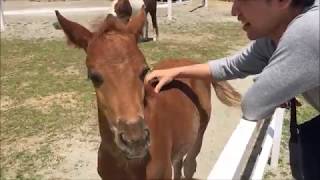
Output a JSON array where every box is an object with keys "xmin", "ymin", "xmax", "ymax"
[{"xmin": 116, "ymin": 117, "xmax": 150, "ymax": 159}]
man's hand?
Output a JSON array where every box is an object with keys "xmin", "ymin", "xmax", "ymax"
[
  {"xmin": 280, "ymin": 98, "xmax": 302, "ymax": 109},
  {"xmin": 144, "ymin": 69, "xmax": 179, "ymax": 93},
  {"xmin": 144, "ymin": 63, "xmax": 212, "ymax": 93}
]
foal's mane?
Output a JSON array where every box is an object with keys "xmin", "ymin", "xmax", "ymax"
[{"xmin": 93, "ymin": 14, "xmax": 129, "ymax": 37}]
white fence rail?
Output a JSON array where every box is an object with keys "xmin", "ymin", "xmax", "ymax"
[
  {"xmin": 1, "ymin": 2, "xmax": 180, "ymax": 18},
  {"xmin": 251, "ymin": 108, "xmax": 285, "ymax": 179},
  {"xmin": 3, "ymin": 7, "xmax": 110, "ymax": 16},
  {"xmin": 208, "ymin": 108, "xmax": 286, "ymax": 180},
  {"xmin": 0, "ymin": 0, "xmax": 4, "ymax": 32},
  {"xmin": 0, "ymin": 3, "xmax": 171, "ymax": 33}
]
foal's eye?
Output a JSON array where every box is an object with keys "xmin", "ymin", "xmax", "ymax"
[
  {"xmin": 139, "ymin": 67, "xmax": 150, "ymax": 81},
  {"xmin": 88, "ymin": 72, "xmax": 104, "ymax": 87}
]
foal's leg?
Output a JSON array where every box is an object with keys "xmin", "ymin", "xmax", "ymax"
[
  {"xmin": 146, "ymin": 159, "xmax": 172, "ymax": 180},
  {"xmin": 146, "ymin": 138, "xmax": 172, "ymax": 179},
  {"xmin": 149, "ymin": 9, "xmax": 158, "ymax": 41},
  {"xmin": 143, "ymin": 19, "xmax": 149, "ymax": 40},
  {"xmin": 183, "ymin": 115, "xmax": 210, "ymax": 178},
  {"xmin": 173, "ymin": 158, "xmax": 183, "ymax": 179}
]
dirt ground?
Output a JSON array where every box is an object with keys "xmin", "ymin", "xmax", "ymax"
[{"xmin": 1, "ymin": 0, "xmax": 254, "ymax": 179}]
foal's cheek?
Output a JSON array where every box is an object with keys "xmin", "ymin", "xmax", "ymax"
[
  {"xmin": 95, "ymin": 90, "xmax": 110, "ymax": 110},
  {"xmin": 95, "ymin": 90, "xmax": 104, "ymax": 102}
]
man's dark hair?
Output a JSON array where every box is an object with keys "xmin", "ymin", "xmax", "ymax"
[{"xmin": 291, "ymin": 0, "xmax": 315, "ymax": 7}]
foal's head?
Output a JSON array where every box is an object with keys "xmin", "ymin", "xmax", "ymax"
[{"xmin": 56, "ymin": 9, "xmax": 150, "ymax": 159}]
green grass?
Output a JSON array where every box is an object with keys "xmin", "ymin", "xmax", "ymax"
[
  {"xmin": 1, "ymin": 40, "xmax": 95, "ymax": 138},
  {"xmin": 1, "ymin": 144, "xmax": 61, "ymax": 180},
  {"xmin": 1, "ymin": 39, "xmax": 97, "ymax": 178},
  {"xmin": 1, "ymin": 21, "xmax": 247, "ymax": 178},
  {"xmin": 140, "ymin": 22, "xmax": 247, "ymax": 65}
]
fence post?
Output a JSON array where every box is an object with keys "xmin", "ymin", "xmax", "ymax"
[
  {"xmin": 167, "ymin": 0, "xmax": 172, "ymax": 20},
  {"xmin": 251, "ymin": 108, "xmax": 285, "ymax": 179},
  {"xmin": 208, "ymin": 108, "xmax": 285, "ymax": 179},
  {"xmin": 270, "ymin": 108, "xmax": 285, "ymax": 168},
  {"xmin": 0, "ymin": 0, "xmax": 5, "ymax": 32},
  {"xmin": 204, "ymin": 0, "xmax": 208, "ymax": 7},
  {"xmin": 207, "ymin": 119, "xmax": 257, "ymax": 179}
]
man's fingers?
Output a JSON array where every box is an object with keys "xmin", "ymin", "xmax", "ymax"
[
  {"xmin": 295, "ymin": 99, "xmax": 302, "ymax": 106},
  {"xmin": 144, "ymin": 70, "xmax": 175, "ymax": 93},
  {"xmin": 145, "ymin": 70, "xmax": 161, "ymax": 85},
  {"xmin": 279, "ymin": 98, "xmax": 302, "ymax": 109},
  {"xmin": 144, "ymin": 72, "xmax": 154, "ymax": 84},
  {"xmin": 154, "ymin": 78, "xmax": 169, "ymax": 93},
  {"xmin": 154, "ymin": 80, "xmax": 164, "ymax": 93},
  {"xmin": 280, "ymin": 103, "xmax": 289, "ymax": 109}
]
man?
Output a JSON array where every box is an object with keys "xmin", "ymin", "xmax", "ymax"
[
  {"xmin": 145, "ymin": 0, "xmax": 319, "ymax": 178},
  {"xmin": 145, "ymin": 0, "xmax": 319, "ymax": 121}
]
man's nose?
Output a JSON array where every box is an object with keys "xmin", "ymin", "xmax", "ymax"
[{"xmin": 231, "ymin": 0, "xmax": 240, "ymax": 16}]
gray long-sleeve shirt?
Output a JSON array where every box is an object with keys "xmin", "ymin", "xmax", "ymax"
[{"xmin": 208, "ymin": 1, "xmax": 319, "ymax": 121}]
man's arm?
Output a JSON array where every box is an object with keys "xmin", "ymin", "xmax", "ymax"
[
  {"xmin": 241, "ymin": 37, "xmax": 319, "ymax": 121},
  {"xmin": 209, "ymin": 38, "xmax": 274, "ymax": 81},
  {"xmin": 145, "ymin": 38, "xmax": 273, "ymax": 93}
]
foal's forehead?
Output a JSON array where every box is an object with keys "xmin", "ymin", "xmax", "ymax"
[
  {"xmin": 87, "ymin": 36, "xmax": 126, "ymax": 55},
  {"xmin": 86, "ymin": 40, "xmax": 146, "ymax": 70},
  {"xmin": 87, "ymin": 33, "xmax": 144, "ymax": 60}
]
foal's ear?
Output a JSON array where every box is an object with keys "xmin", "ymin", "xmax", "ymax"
[
  {"xmin": 127, "ymin": 6, "xmax": 146, "ymax": 40},
  {"xmin": 55, "ymin": 10, "xmax": 93, "ymax": 50}
]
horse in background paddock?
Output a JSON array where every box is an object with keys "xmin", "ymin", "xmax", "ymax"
[
  {"xmin": 112, "ymin": 0, "xmax": 159, "ymax": 41},
  {"xmin": 55, "ymin": 7, "xmax": 240, "ymax": 180}
]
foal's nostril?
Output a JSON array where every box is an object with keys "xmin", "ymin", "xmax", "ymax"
[
  {"xmin": 144, "ymin": 129, "xmax": 150, "ymax": 142},
  {"xmin": 119, "ymin": 132, "xmax": 129, "ymax": 146},
  {"xmin": 118, "ymin": 129, "xmax": 150, "ymax": 147}
]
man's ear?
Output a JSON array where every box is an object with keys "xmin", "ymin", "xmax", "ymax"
[
  {"xmin": 127, "ymin": 6, "xmax": 146, "ymax": 41},
  {"xmin": 55, "ymin": 10, "xmax": 93, "ymax": 49}
]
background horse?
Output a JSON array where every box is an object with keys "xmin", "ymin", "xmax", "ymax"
[
  {"xmin": 55, "ymin": 8, "xmax": 240, "ymax": 179},
  {"xmin": 112, "ymin": 0, "xmax": 159, "ymax": 41}
]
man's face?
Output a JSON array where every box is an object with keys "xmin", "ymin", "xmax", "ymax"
[{"xmin": 231, "ymin": 0, "xmax": 284, "ymax": 40}]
